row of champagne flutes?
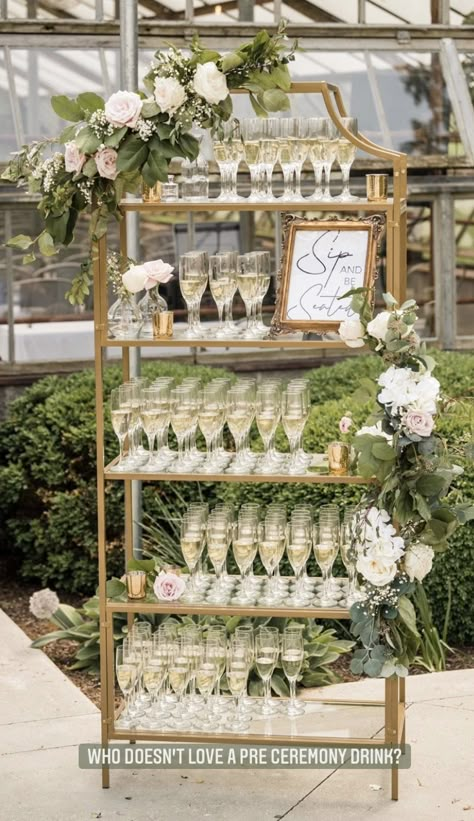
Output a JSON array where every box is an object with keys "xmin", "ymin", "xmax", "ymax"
[
  {"xmin": 179, "ymin": 502, "xmax": 360, "ymax": 609},
  {"xmin": 212, "ymin": 116, "xmax": 359, "ymax": 202},
  {"xmin": 179, "ymin": 249, "xmax": 272, "ymax": 340},
  {"xmin": 109, "ymin": 375, "xmax": 312, "ymax": 476},
  {"xmin": 116, "ymin": 620, "xmax": 306, "ymax": 734}
]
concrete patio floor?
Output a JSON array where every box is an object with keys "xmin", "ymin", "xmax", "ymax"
[{"xmin": 1, "ymin": 608, "xmax": 473, "ymax": 821}]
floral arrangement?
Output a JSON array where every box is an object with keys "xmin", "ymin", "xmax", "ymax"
[
  {"xmin": 338, "ymin": 290, "xmax": 473, "ymax": 677},
  {"xmin": 1, "ymin": 23, "xmax": 295, "ymax": 305}
]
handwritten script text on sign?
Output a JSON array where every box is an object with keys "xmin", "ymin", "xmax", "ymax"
[{"xmin": 285, "ymin": 229, "xmax": 369, "ymax": 323}]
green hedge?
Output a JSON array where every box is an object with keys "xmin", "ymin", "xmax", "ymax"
[{"xmin": 0, "ymin": 352, "xmax": 472, "ymax": 643}]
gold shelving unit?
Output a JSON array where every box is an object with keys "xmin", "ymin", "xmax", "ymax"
[{"xmin": 93, "ymin": 82, "xmax": 407, "ymax": 801}]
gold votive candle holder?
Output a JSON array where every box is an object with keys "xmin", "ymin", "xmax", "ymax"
[
  {"xmin": 126, "ymin": 570, "xmax": 147, "ymax": 599},
  {"xmin": 327, "ymin": 441, "xmax": 350, "ymax": 476},
  {"xmin": 142, "ymin": 182, "xmax": 162, "ymax": 202},
  {"xmin": 153, "ymin": 310, "xmax": 174, "ymax": 339},
  {"xmin": 366, "ymin": 173, "xmax": 388, "ymax": 201}
]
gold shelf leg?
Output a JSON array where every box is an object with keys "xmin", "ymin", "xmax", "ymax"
[{"xmin": 385, "ymin": 675, "xmax": 400, "ymax": 800}]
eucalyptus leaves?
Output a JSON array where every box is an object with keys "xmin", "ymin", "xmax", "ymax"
[
  {"xmin": 339, "ymin": 290, "xmax": 473, "ymax": 677},
  {"xmin": 1, "ymin": 24, "xmax": 295, "ymax": 305}
]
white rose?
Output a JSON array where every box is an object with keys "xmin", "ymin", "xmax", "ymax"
[
  {"xmin": 364, "ymin": 536, "xmax": 405, "ymax": 563},
  {"xmin": 95, "ymin": 147, "xmax": 118, "ymax": 180},
  {"xmin": 193, "ymin": 62, "xmax": 229, "ymax": 105},
  {"xmin": 356, "ymin": 555, "xmax": 398, "ymax": 587},
  {"xmin": 404, "ymin": 543, "xmax": 434, "ymax": 582},
  {"xmin": 64, "ymin": 141, "xmax": 85, "ymax": 174},
  {"xmin": 122, "ymin": 264, "xmax": 147, "ymax": 294},
  {"xmin": 154, "ymin": 77, "xmax": 186, "ymax": 115},
  {"xmin": 366, "ymin": 310, "xmax": 391, "ymax": 342},
  {"xmin": 378, "ymin": 366, "xmax": 440, "ymax": 415},
  {"xmin": 104, "ymin": 90, "xmax": 142, "ymax": 128},
  {"xmin": 338, "ymin": 318, "xmax": 365, "ymax": 348}
]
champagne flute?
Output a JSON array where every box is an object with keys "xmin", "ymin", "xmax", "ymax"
[
  {"xmin": 209, "ymin": 252, "xmax": 237, "ymax": 340},
  {"xmin": 169, "ymin": 385, "xmax": 196, "ymax": 473},
  {"xmin": 340, "ymin": 506, "xmax": 359, "ymax": 604},
  {"xmin": 334, "ymin": 117, "xmax": 359, "ymax": 202},
  {"xmin": 213, "ymin": 139, "xmax": 232, "ymax": 200},
  {"xmin": 206, "ymin": 514, "xmax": 231, "ymax": 602},
  {"xmin": 116, "ymin": 645, "xmax": 138, "ymax": 727},
  {"xmin": 281, "ymin": 389, "xmax": 308, "ymax": 475},
  {"xmin": 223, "ymin": 119, "xmax": 244, "ymax": 202},
  {"xmin": 287, "ymin": 517, "xmax": 312, "ymax": 606},
  {"xmin": 255, "ymin": 385, "xmax": 281, "ymax": 474},
  {"xmin": 140, "ymin": 387, "xmax": 167, "ymax": 472},
  {"xmin": 259, "ymin": 118, "xmax": 280, "ymax": 201},
  {"xmin": 281, "ymin": 629, "xmax": 305, "ymax": 716},
  {"xmin": 180, "ymin": 513, "xmax": 204, "ymax": 603},
  {"xmin": 206, "ymin": 625, "xmax": 228, "ymax": 713},
  {"xmin": 226, "ymin": 639, "xmax": 251, "ymax": 731},
  {"xmin": 290, "ymin": 117, "xmax": 309, "ymax": 200},
  {"xmin": 179, "ymin": 251, "xmax": 208, "ymax": 339},
  {"xmin": 255, "ymin": 626, "xmax": 279, "ymax": 715},
  {"xmin": 194, "ymin": 643, "xmax": 219, "ymax": 730},
  {"xmin": 306, "ymin": 117, "xmax": 326, "ymax": 201},
  {"xmin": 258, "ymin": 516, "xmax": 286, "ymax": 605},
  {"xmin": 226, "ymin": 385, "xmax": 254, "ymax": 474},
  {"xmin": 110, "ymin": 387, "xmax": 130, "ymax": 472},
  {"xmin": 320, "ymin": 118, "xmax": 339, "ymax": 201},
  {"xmin": 279, "ymin": 118, "xmax": 295, "ymax": 200},
  {"xmin": 237, "ymin": 253, "xmax": 259, "ymax": 339},
  {"xmin": 168, "ymin": 644, "xmax": 192, "ymax": 728},
  {"xmin": 142, "ymin": 657, "xmax": 168, "ymax": 729},
  {"xmin": 313, "ymin": 514, "xmax": 339, "ymax": 606},
  {"xmin": 198, "ymin": 384, "xmax": 225, "ymax": 473},
  {"xmin": 253, "ymin": 250, "xmax": 271, "ymax": 336},
  {"xmin": 242, "ymin": 118, "xmax": 262, "ymax": 201}
]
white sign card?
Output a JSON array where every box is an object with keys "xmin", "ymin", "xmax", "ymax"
[
  {"xmin": 271, "ymin": 217, "xmax": 383, "ymax": 335},
  {"xmin": 284, "ymin": 228, "xmax": 369, "ymax": 323}
]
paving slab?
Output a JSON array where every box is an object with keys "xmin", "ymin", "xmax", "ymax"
[{"xmin": 1, "ymin": 609, "xmax": 473, "ymax": 821}]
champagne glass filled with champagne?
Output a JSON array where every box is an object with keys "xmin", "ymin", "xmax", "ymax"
[
  {"xmin": 306, "ymin": 117, "xmax": 326, "ymax": 201},
  {"xmin": 320, "ymin": 118, "xmax": 339, "ymax": 201},
  {"xmin": 281, "ymin": 628, "xmax": 305, "ymax": 716},
  {"xmin": 180, "ymin": 512, "xmax": 205, "ymax": 602},
  {"xmin": 334, "ymin": 117, "xmax": 359, "ymax": 202},
  {"xmin": 259, "ymin": 117, "xmax": 280, "ymax": 201},
  {"xmin": 313, "ymin": 507, "xmax": 340, "ymax": 606},
  {"xmin": 237, "ymin": 253, "xmax": 259, "ymax": 339},
  {"xmin": 255, "ymin": 626, "xmax": 280, "ymax": 715},
  {"xmin": 110, "ymin": 387, "xmax": 131, "ymax": 472},
  {"xmin": 209, "ymin": 252, "xmax": 237, "ymax": 339},
  {"xmin": 116, "ymin": 645, "xmax": 138, "ymax": 727},
  {"xmin": 242, "ymin": 118, "xmax": 263, "ymax": 201},
  {"xmin": 179, "ymin": 251, "xmax": 208, "ymax": 339},
  {"xmin": 253, "ymin": 250, "xmax": 271, "ymax": 336}
]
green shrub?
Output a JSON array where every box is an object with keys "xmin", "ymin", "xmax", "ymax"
[{"xmin": 0, "ymin": 351, "xmax": 472, "ymax": 643}]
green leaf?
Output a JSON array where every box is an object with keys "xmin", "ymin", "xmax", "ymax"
[
  {"xmin": 382, "ymin": 292, "xmax": 397, "ymax": 306},
  {"xmin": 270, "ymin": 63, "xmax": 292, "ymax": 91},
  {"xmin": 82, "ymin": 157, "xmax": 97, "ymax": 178},
  {"xmin": 261, "ymin": 88, "xmax": 291, "ymax": 112},
  {"xmin": 398, "ymin": 596, "xmax": 419, "ymax": 637},
  {"xmin": 394, "ymin": 663, "xmax": 409, "ymax": 676},
  {"xmin": 6, "ymin": 234, "xmax": 34, "ymax": 250},
  {"xmin": 141, "ymin": 98, "xmax": 160, "ymax": 118},
  {"xmin": 270, "ymin": 673, "xmax": 290, "ymax": 697},
  {"xmin": 74, "ymin": 126, "xmax": 101, "ymax": 155},
  {"xmin": 416, "ymin": 474, "xmax": 446, "ymax": 497},
  {"xmin": 59, "ymin": 124, "xmax": 78, "ymax": 143},
  {"xmin": 106, "ymin": 579, "xmax": 126, "ymax": 598},
  {"xmin": 350, "ymin": 657, "xmax": 364, "ymax": 675},
  {"xmin": 76, "ymin": 92, "xmax": 104, "ymax": 113},
  {"xmin": 51, "ymin": 95, "xmax": 83, "ymax": 122},
  {"xmin": 142, "ymin": 151, "xmax": 169, "ymax": 186},
  {"xmin": 104, "ymin": 127, "xmax": 128, "ymax": 148},
  {"xmin": 249, "ymin": 93, "xmax": 268, "ymax": 118},
  {"xmin": 38, "ymin": 231, "xmax": 57, "ymax": 257},
  {"xmin": 363, "ymin": 658, "xmax": 383, "ymax": 676},
  {"xmin": 221, "ymin": 52, "xmax": 244, "ymax": 72},
  {"xmin": 116, "ymin": 134, "xmax": 149, "ymax": 173},
  {"xmin": 22, "ymin": 252, "xmax": 36, "ymax": 264},
  {"xmin": 372, "ymin": 442, "xmax": 395, "ymax": 461},
  {"xmin": 175, "ymin": 133, "xmax": 200, "ymax": 161}
]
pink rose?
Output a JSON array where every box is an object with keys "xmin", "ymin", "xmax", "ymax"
[
  {"xmin": 143, "ymin": 259, "xmax": 174, "ymax": 290},
  {"xmin": 95, "ymin": 147, "xmax": 118, "ymax": 180},
  {"xmin": 402, "ymin": 409, "xmax": 434, "ymax": 438},
  {"xmin": 64, "ymin": 141, "xmax": 85, "ymax": 174},
  {"xmin": 104, "ymin": 90, "xmax": 142, "ymax": 128},
  {"xmin": 153, "ymin": 571, "xmax": 186, "ymax": 601},
  {"xmin": 339, "ymin": 415, "xmax": 353, "ymax": 434}
]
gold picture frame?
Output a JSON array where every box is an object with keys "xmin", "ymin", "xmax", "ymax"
[{"xmin": 270, "ymin": 214, "xmax": 385, "ymax": 336}]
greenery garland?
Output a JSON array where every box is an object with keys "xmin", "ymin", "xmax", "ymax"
[
  {"xmin": 1, "ymin": 23, "xmax": 296, "ymax": 305},
  {"xmin": 339, "ymin": 289, "xmax": 473, "ymax": 677}
]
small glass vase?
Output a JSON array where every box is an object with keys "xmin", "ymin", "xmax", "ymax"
[
  {"xmin": 327, "ymin": 441, "xmax": 350, "ymax": 475},
  {"xmin": 108, "ymin": 293, "xmax": 143, "ymax": 339},
  {"xmin": 138, "ymin": 287, "xmax": 168, "ymax": 339}
]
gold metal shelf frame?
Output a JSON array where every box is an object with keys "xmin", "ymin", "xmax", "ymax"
[{"xmin": 93, "ymin": 82, "xmax": 407, "ymax": 801}]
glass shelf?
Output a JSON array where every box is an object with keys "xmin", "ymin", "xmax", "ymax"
[
  {"xmin": 120, "ymin": 197, "xmax": 397, "ymax": 213},
  {"xmin": 104, "ymin": 455, "xmax": 372, "ymax": 485},
  {"xmin": 111, "ymin": 697, "xmax": 386, "ymax": 746},
  {"xmin": 103, "ymin": 335, "xmax": 350, "ymax": 349}
]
